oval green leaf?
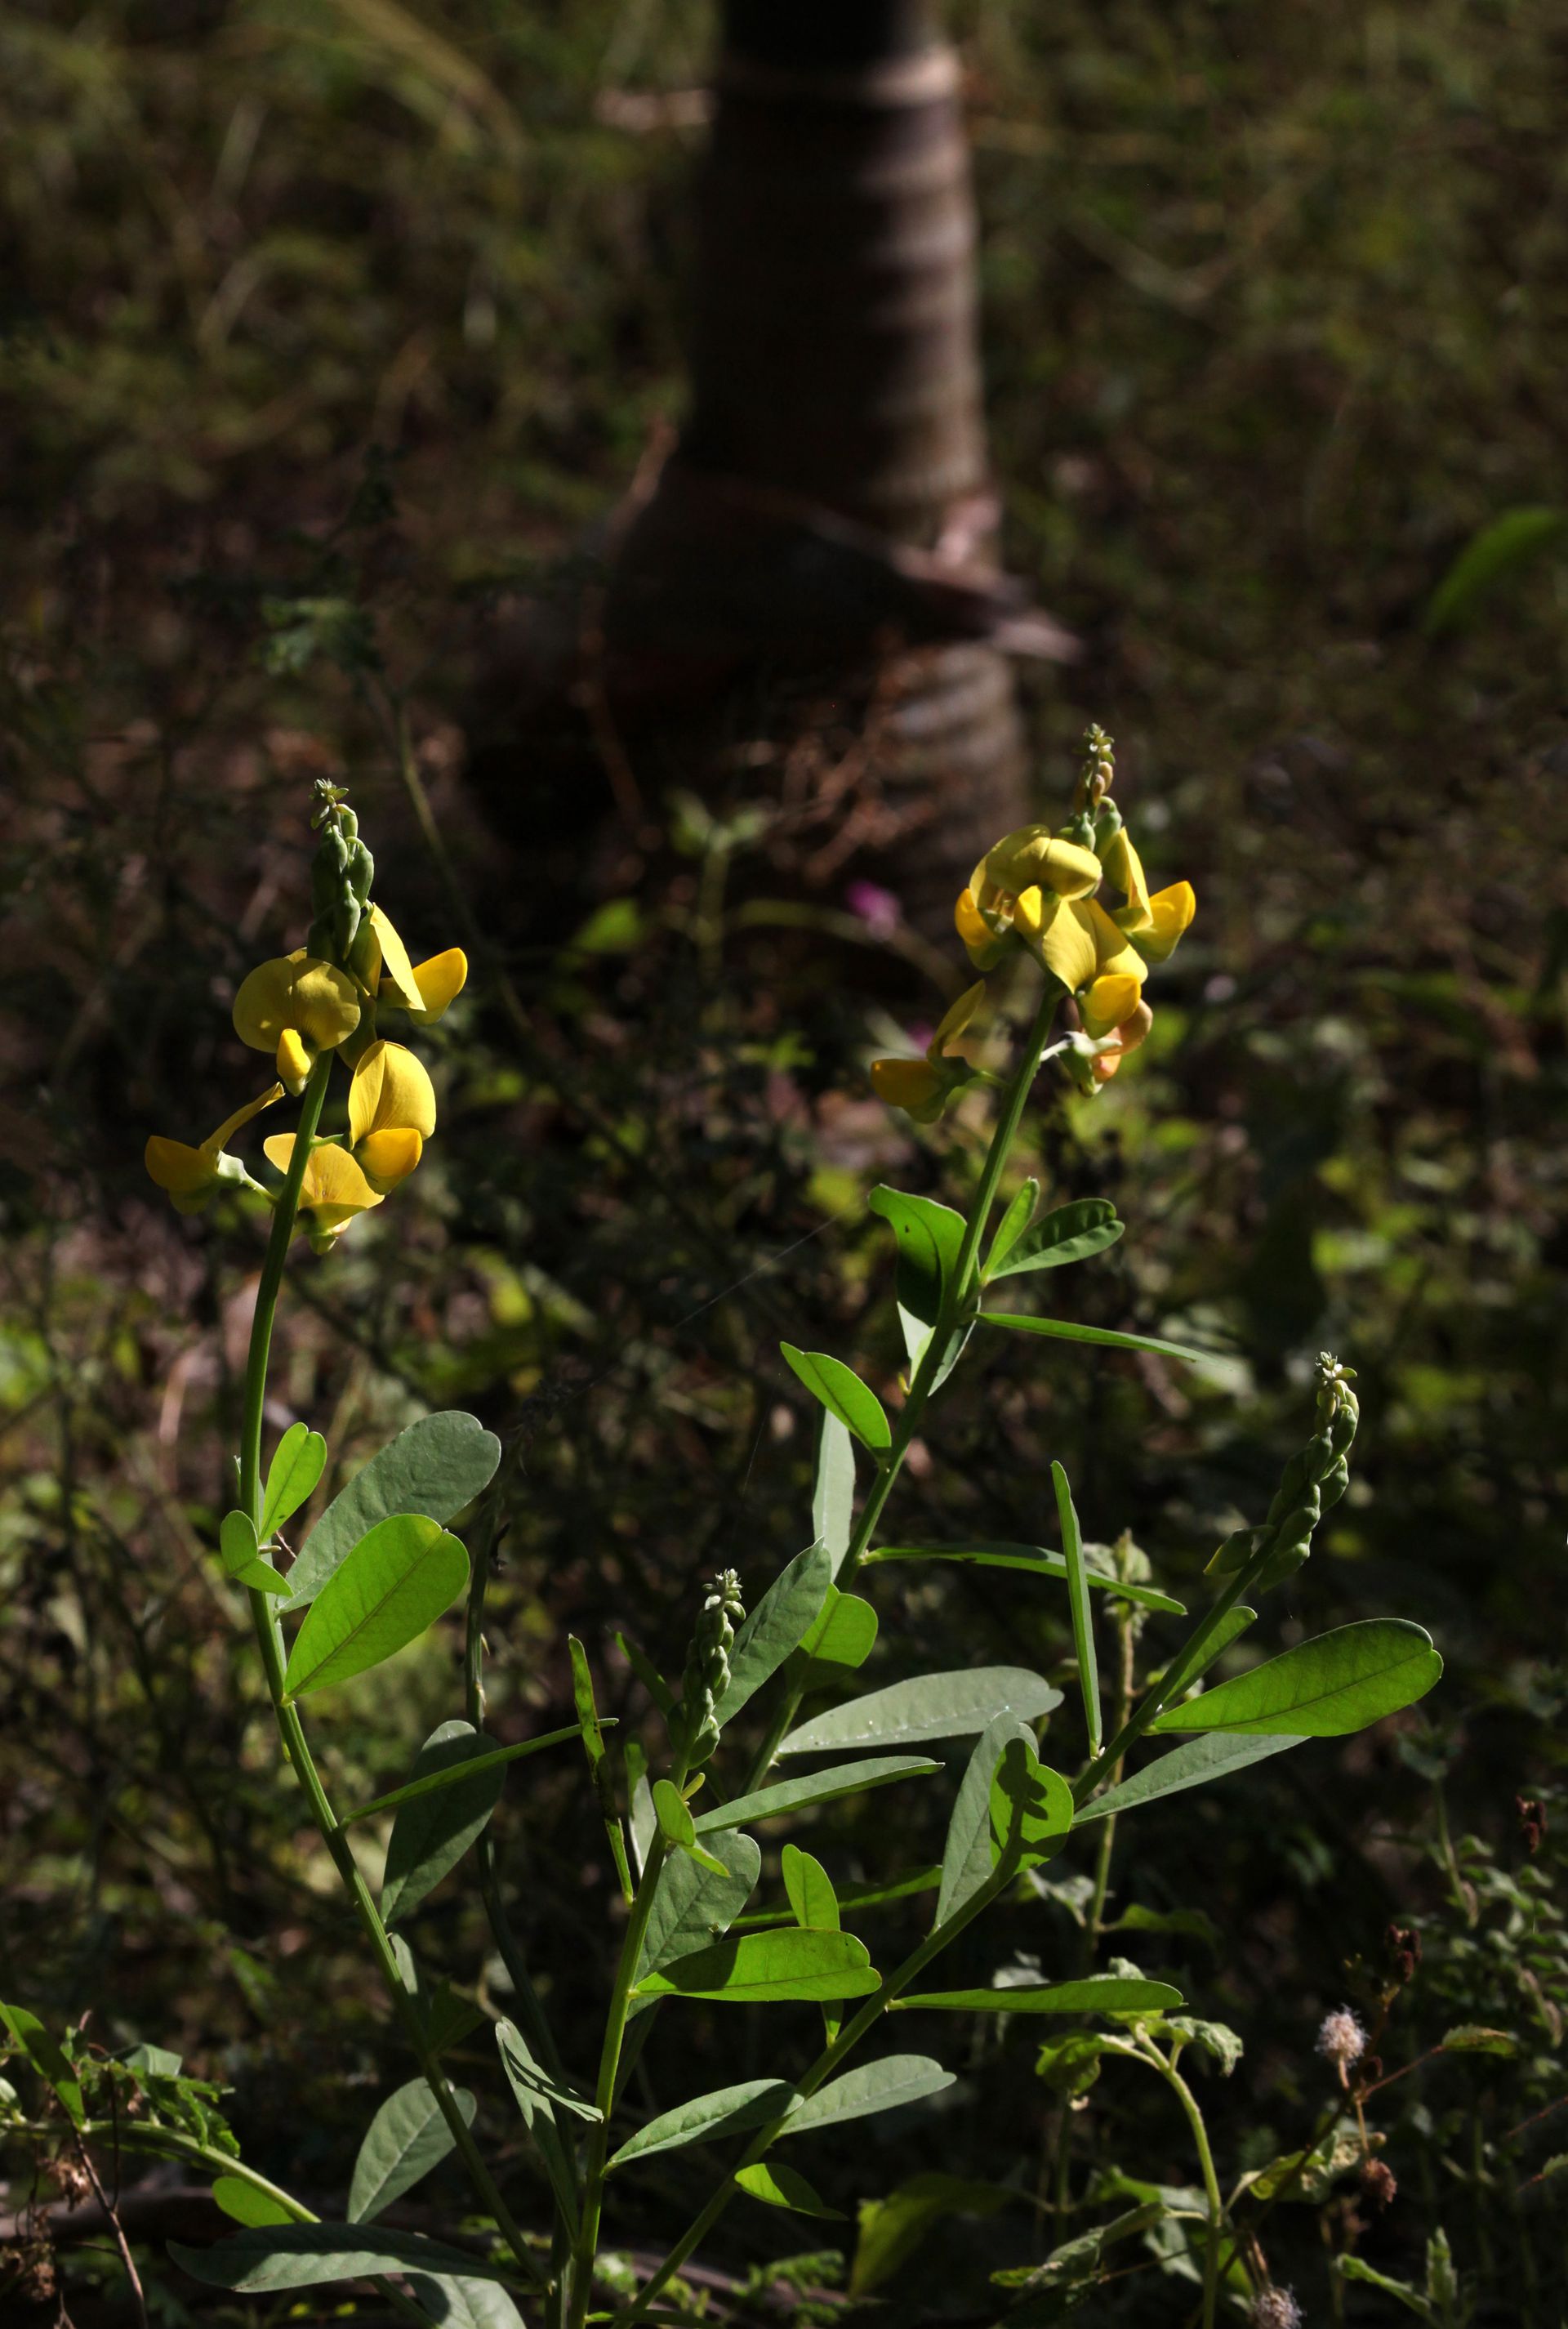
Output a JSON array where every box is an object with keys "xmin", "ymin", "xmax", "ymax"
[
  {"xmin": 984, "ymin": 1178, "xmax": 1040, "ymax": 1279},
  {"xmin": 780, "ymin": 1344, "xmax": 892, "ymax": 1453},
  {"xmin": 892, "ymin": 1977, "xmax": 1182, "ymax": 2014},
  {"xmin": 632, "ymin": 1929, "xmax": 880, "ymax": 2004},
  {"xmin": 989, "ymin": 1737, "xmax": 1074, "ymax": 1874},
  {"xmin": 168, "ymin": 2223, "xmax": 513, "ymax": 2292},
  {"xmin": 693, "ymin": 1756, "xmax": 940, "ymax": 1835},
  {"xmin": 636, "ymin": 1829, "xmax": 760, "ymax": 1980},
  {"xmin": 381, "ymin": 1720, "xmax": 505, "ymax": 1925},
  {"xmin": 812, "ymin": 1411, "xmax": 857, "ymax": 1574},
  {"xmin": 1075, "ymin": 1732, "xmax": 1303, "ymax": 1823},
  {"xmin": 347, "ymin": 2078, "xmax": 477, "ymax": 2222},
  {"xmin": 781, "ymin": 2055, "xmax": 953, "ymax": 2137},
  {"xmin": 283, "ymin": 1412, "xmax": 500, "ymax": 1611},
  {"xmin": 986, "ymin": 1198, "xmax": 1124, "ymax": 1282},
  {"xmin": 779, "ymin": 1666, "xmax": 1061, "ymax": 1758},
  {"xmin": 782, "ymin": 1845, "xmax": 839, "ymax": 1934},
  {"xmin": 211, "ymin": 2177, "xmax": 298, "ymax": 2228},
  {"xmin": 282, "ymin": 1515, "xmax": 469, "ymax": 1701},
  {"xmin": 796, "ymin": 1587, "xmax": 878, "ymax": 1680},
  {"xmin": 609, "ymin": 2078, "xmax": 793, "ymax": 2170},
  {"xmin": 713, "ymin": 1542, "xmax": 833, "ymax": 1726},
  {"xmin": 868, "ymin": 1186, "xmax": 968, "ymax": 1372},
  {"xmin": 937, "ymin": 1716, "xmax": 1033, "ymax": 1927},
  {"xmin": 1147, "ymin": 1620, "xmax": 1442, "ymax": 1738},
  {"xmin": 734, "ymin": 2160, "xmax": 843, "ymax": 2216},
  {"xmin": 261, "ymin": 1421, "xmax": 327, "ymax": 1539}
]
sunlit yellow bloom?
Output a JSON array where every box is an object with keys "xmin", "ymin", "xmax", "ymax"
[
  {"xmin": 1137, "ymin": 881, "xmax": 1196, "ymax": 964},
  {"xmin": 1015, "ymin": 888, "xmax": 1147, "ymax": 997},
  {"xmin": 871, "ymin": 980, "xmax": 987, "ymax": 1123},
  {"xmin": 957, "ymin": 828, "xmax": 1104, "ymax": 973},
  {"xmin": 1085, "ymin": 999, "xmax": 1153, "ymax": 1083},
  {"xmin": 233, "ymin": 953, "xmax": 361, "ymax": 1092},
  {"xmin": 347, "ymin": 1039, "xmax": 436, "ymax": 1193},
  {"xmin": 263, "ymin": 1134, "xmax": 384, "ymax": 1248},
  {"xmin": 363, "ymin": 906, "xmax": 468, "ymax": 1025},
  {"xmin": 145, "ymin": 1084, "xmax": 284, "ymax": 1215},
  {"xmin": 1100, "ymin": 827, "xmax": 1152, "ymax": 930},
  {"xmin": 1080, "ymin": 970, "xmax": 1143, "ymax": 1039}
]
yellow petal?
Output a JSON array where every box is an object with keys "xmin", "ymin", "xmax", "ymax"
[
  {"xmin": 1091, "ymin": 1000, "xmax": 1154, "ymax": 1081},
  {"xmin": 1084, "ymin": 897, "xmax": 1147, "ymax": 983},
  {"xmin": 357, "ymin": 1127, "xmax": 424, "ymax": 1192},
  {"xmin": 234, "ymin": 953, "xmax": 359, "ymax": 1056},
  {"xmin": 367, "ymin": 904, "xmax": 425, "ymax": 1012},
  {"xmin": 930, "ymin": 979, "xmax": 987, "ymax": 1058},
  {"xmin": 233, "ymin": 957, "xmax": 302, "ymax": 1053},
  {"xmin": 1138, "ymin": 881, "xmax": 1196, "ymax": 965},
  {"xmin": 407, "ymin": 948, "xmax": 467, "ymax": 1025},
  {"xmin": 348, "ymin": 1039, "xmax": 437, "ymax": 1144},
  {"xmin": 1080, "ymin": 971, "xmax": 1143, "ymax": 1038},
  {"xmin": 955, "ymin": 888, "xmax": 1011, "ymax": 970},
  {"xmin": 1101, "ymin": 828, "xmax": 1152, "ymax": 927},
  {"xmin": 984, "ymin": 827, "xmax": 1102, "ymax": 903},
  {"xmin": 265, "ymin": 1134, "xmax": 383, "ymax": 1234},
  {"xmin": 871, "ymin": 1058, "xmax": 943, "ymax": 1118},
  {"xmin": 1018, "ymin": 892, "xmax": 1099, "ymax": 993},
  {"xmin": 292, "ymin": 960, "xmax": 363, "ymax": 1048},
  {"xmin": 275, "ymin": 1028, "xmax": 314, "ymax": 1095},
  {"xmin": 203, "ymin": 1082, "xmax": 286, "ymax": 1157},
  {"xmin": 145, "ymin": 1135, "xmax": 212, "ymax": 1196}
]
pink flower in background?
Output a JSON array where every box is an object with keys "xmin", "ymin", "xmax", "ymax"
[{"xmin": 844, "ymin": 880, "xmax": 902, "ymax": 938}]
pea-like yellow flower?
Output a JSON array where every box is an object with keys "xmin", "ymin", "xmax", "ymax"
[
  {"xmin": 1082, "ymin": 998, "xmax": 1153, "ymax": 1086},
  {"xmin": 871, "ymin": 980, "xmax": 987, "ymax": 1123},
  {"xmin": 145, "ymin": 1084, "xmax": 284, "ymax": 1214},
  {"xmin": 362, "ymin": 906, "xmax": 467, "ymax": 1025},
  {"xmin": 262, "ymin": 1134, "xmax": 384, "ymax": 1250},
  {"xmin": 233, "ymin": 953, "xmax": 362, "ymax": 1092},
  {"xmin": 347, "ymin": 1039, "xmax": 436, "ymax": 1193},
  {"xmin": 956, "ymin": 828, "xmax": 1104, "ymax": 973},
  {"xmin": 1097, "ymin": 825, "xmax": 1196, "ymax": 964}
]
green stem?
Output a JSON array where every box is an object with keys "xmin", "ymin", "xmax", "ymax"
[
  {"xmin": 1138, "ymin": 2042, "xmax": 1225, "ymax": 2329},
  {"xmin": 1072, "ymin": 1550, "xmax": 1264, "ymax": 1809},
  {"xmin": 1080, "ymin": 1607, "xmax": 1137, "ymax": 1970},
  {"xmin": 238, "ymin": 1055, "xmax": 545, "ymax": 2296},
  {"xmin": 742, "ymin": 980, "xmax": 1062, "ymax": 1793},
  {"xmin": 569, "ymin": 1837, "xmax": 670, "ymax": 2329}
]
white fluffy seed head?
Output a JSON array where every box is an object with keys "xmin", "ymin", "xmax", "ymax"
[
  {"xmin": 1249, "ymin": 2287, "xmax": 1303, "ymax": 2329},
  {"xmin": 1316, "ymin": 2007, "xmax": 1367, "ymax": 2067}
]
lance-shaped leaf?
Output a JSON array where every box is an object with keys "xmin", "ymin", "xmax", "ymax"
[
  {"xmin": 636, "ymin": 1829, "xmax": 760, "ymax": 1980},
  {"xmin": 496, "ymin": 2019, "xmax": 585, "ymax": 2234},
  {"xmin": 892, "ymin": 1976, "xmax": 1182, "ymax": 2014},
  {"xmin": 864, "ymin": 1542, "xmax": 1184, "ymax": 1615},
  {"xmin": 381, "ymin": 1721, "xmax": 504, "ymax": 1926},
  {"xmin": 782, "ymin": 1845, "xmax": 839, "ymax": 1934},
  {"xmin": 348, "ymin": 2079, "xmax": 477, "ymax": 2222},
  {"xmin": 780, "ymin": 2055, "xmax": 953, "ymax": 2137},
  {"xmin": 572, "ymin": 1636, "xmax": 634, "ymax": 1898},
  {"xmin": 984, "ymin": 1178, "xmax": 1040, "ymax": 1280},
  {"xmin": 986, "ymin": 1197, "xmax": 1124, "ymax": 1281},
  {"xmin": 632, "ymin": 1929, "xmax": 881, "ymax": 2004},
  {"xmin": 868, "ymin": 1186, "xmax": 971, "ymax": 1381},
  {"xmin": 1052, "ymin": 1461, "xmax": 1101, "ymax": 1758},
  {"xmin": 261, "ymin": 1421, "xmax": 327, "ymax": 1539},
  {"xmin": 780, "ymin": 1345, "xmax": 892, "ymax": 1453},
  {"xmin": 980, "ymin": 1313, "xmax": 1213, "ymax": 1363},
  {"xmin": 167, "ymin": 2224, "xmax": 514, "ymax": 2292},
  {"xmin": 851, "ymin": 2174, "xmax": 1011, "ymax": 2297},
  {"xmin": 734, "ymin": 2161, "xmax": 842, "ymax": 2216},
  {"xmin": 693, "ymin": 1756, "xmax": 939, "ymax": 1835},
  {"xmin": 1075, "ymin": 1732, "xmax": 1304, "ymax": 1823},
  {"xmin": 405, "ymin": 2277, "xmax": 526, "ymax": 2329},
  {"xmin": 779, "ymin": 1666, "xmax": 1060, "ymax": 1758},
  {"xmin": 812, "ymin": 1410, "xmax": 857, "ymax": 1577},
  {"xmin": 282, "ymin": 1515, "xmax": 468, "ymax": 1700},
  {"xmin": 1147, "ymin": 1621, "xmax": 1442, "ymax": 1738},
  {"xmin": 712, "ymin": 1542, "xmax": 833, "ymax": 1727},
  {"xmin": 284, "ymin": 1412, "xmax": 500, "ymax": 1611},
  {"xmin": 1155, "ymin": 1607, "xmax": 1257, "ymax": 1707},
  {"xmin": 937, "ymin": 1716, "xmax": 1031, "ymax": 1928},
  {"xmin": 609, "ymin": 2079, "xmax": 793, "ymax": 2170}
]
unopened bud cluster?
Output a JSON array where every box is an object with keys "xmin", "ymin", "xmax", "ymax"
[
  {"xmin": 1210, "ymin": 1354, "xmax": 1359, "ymax": 1591},
  {"xmin": 681, "ymin": 1571, "xmax": 744, "ymax": 1768},
  {"xmin": 306, "ymin": 782, "xmax": 376, "ymax": 970}
]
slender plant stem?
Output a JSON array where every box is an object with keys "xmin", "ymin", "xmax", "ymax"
[
  {"xmin": 568, "ymin": 1837, "xmax": 670, "ymax": 2329},
  {"xmin": 237, "ymin": 1055, "xmax": 545, "ymax": 2296},
  {"xmin": 1138, "ymin": 2041, "xmax": 1225, "ymax": 2329},
  {"xmin": 1081, "ymin": 1604, "xmax": 1138, "ymax": 1969},
  {"xmin": 742, "ymin": 980, "xmax": 1062, "ymax": 1793}
]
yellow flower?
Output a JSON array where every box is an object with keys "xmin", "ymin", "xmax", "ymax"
[
  {"xmin": 1098, "ymin": 826, "xmax": 1196, "ymax": 964},
  {"xmin": 233, "ymin": 953, "xmax": 362, "ymax": 1092},
  {"xmin": 1014, "ymin": 888, "xmax": 1147, "ymax": 997},
  {"xmin": 871, "ymin": 980, "xmax": 987, "ymax": 1123},
  {"xmin": 362, "ymin": 906, "xmax": 467, "ymax": 1025},
  {"xmin": 263, "ymin": 1134, "xmax": 384, "ymax": 1249},
  {"xmin": 145, "ymin": 1084, "xmax": 284, "ymax": 1215},
  {"xmin": 347, "ymin": 1039, "xmax": 436, "ymax": 1193},
  {"xmin": 1085, "ymin": 998, "xmax": 1154, "ymax": 1084},
  {"xmin": 956, "ymin": 828, "xmax": 1103, "ymax": 972}
]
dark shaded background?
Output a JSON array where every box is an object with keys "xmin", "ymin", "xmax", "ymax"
[{"xmin": 2, "ymin": 2, "xmax": 1566, "ymax": 2322}]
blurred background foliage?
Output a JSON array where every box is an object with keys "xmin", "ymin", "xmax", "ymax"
[{"xmin": 2, "ymin": 0, "xmax": 1566, "ymax": 2322}]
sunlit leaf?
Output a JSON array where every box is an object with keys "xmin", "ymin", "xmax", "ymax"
[
  {"xmin": 693, "ymin": 1756, "xmax": 939, "ymax": 1835},
  {"xmin": 892, "ymin": 1976, "xmax": 1181, "ymax": 2014},
  {"xmin": 211, "ymin": 2178, "xmax": 297, "ymax": 2228},
  {"xmin": 812, "ymin": 1410, "xmax": 857, "ymax": 1577},
  {"xmin": 986, "ymin": 1198, "xmax": 1123, "ymax": 1281},
  {"xmin": 864, "ymin": 1543, "xmax": 1184, "ymax": 1614},
  {"xmin": 261, "ymin": 1421, "xmax": 327, "ymax": 1539},
  {"xmin": 282, "ymin": 1515, "xmax": 468, "ymax": 1700},
  {"xmin": 780, "ymin": 1344, "xmax": 892, "ymax": 1452},
  {"xmin": 609, "ymin": 2079, "xmax": 791, "ymax": 2170},
  {"xmin": 734, "ymin": 2160, "xmax": 843, "ymax": 2216},
  {"xmin": 632, "ymin": 1929, "xmax": 881, "ymax": 2004},
  {"xmin": 635, "ymin": 1830, "xmax": 760, "ymax": 1981},
  {"xmin": 980, "ymin": 1313, "xmax": 1212, "ymax": 1363},
  {"xmin": 284, "ymin": 1412, "xmax": 500, "ymax": 1610},
  {"xmin": 782, "ymin": 1845, "xmax": 839, "ymax": 1934},
  {"xmin": 780, "ymin": 1667, "xmax": 1060, "ymax": 1758},
  {"xmin": 1075, "ymin": 1733, "xmax": 1303, "ymax": 1823},
  {"xmin": 780, "ymin": 2055, "xmax": 953, "ymax": 2136},
  {"xmin": 714, "ymin": 1542, "xmax": 833, "ymax": 1726},
  {"xmin": 984, "ymin": 1179, "xmax": 1040, "ymax": 1280},
  {"xmin": 348, "ymin": 2078, "xmax": 477, "ymax": 2222},
  {"xmin": 1148, "ymin": 1621, "xmax": 1442, "ymax": 1738}
]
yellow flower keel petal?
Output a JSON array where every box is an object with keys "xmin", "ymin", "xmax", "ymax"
[{"xmin": 356, "ymin": 1127, "xmax": 424, "ymax": 1192}]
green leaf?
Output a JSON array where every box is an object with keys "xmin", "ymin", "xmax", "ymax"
[
  {"xmin": 864, "ymin": 1543, "xmax": 1184, "ymax": 1614},
  {"xmin": 496, "ymin": 2021, "xmax": 583, "ymax": 2235},
  {"xmin": 980, "ymin": 1313, "xmax": 1213, "ymax": 1363},
  {"xmin": 1146, "ymin": 2014, "xmax": 1244, "ymax": 2073},
  {"xmin": 211, "ymin": 2177, "xmax": 298, "ymax": 2228},
  {"xmin": 380, "ymin": 1721, "xmax": 504, "ymax": 1925},
  {"xmin": 341, "ymin": 1723, "xmax": 588, "ymax": 1826},
  {"xmin": 168, "ymin": 2224, "xmax": 514, "ymax": 2292},
  {"xmin": 616, "ymin": 1631, "xmax": 675, "ymax": 1717},
  {"xmin": 734, "ymin": 2161, "xmax": 843, "ymax": 2217},
  {"xmin": 1424, "ymin": 505, "xmax": 1568, "ymax": 635},
  {"xmin": 986, "ymin": 1198, "xmax": 1124, "ymax": 1282},
  {"xmin": 218, "ymin": 1510, "xmax": 292, "ymax": 1595},
  {"xmin": 282, "ymin": 1515, "xmax": 468, "ymax": 1700},
  {"xmin": 284, "ymin": 1412, "xmax": 500, "ymax": 1611},
  {"xmin": 1441, "ymin": 2024, "xmax": 1517, "ymax": 2055},
  {"xmin": 1154, "ymin": 1606, "xmax": 1257, "ymax": 1706},
  {"xmin": 1075, "ymin": 1732, "xmax": 1303, "ymax": 1823},
  {"xmin": 780, "ymin": 1666, "xmax": 1060, "ymax": 1758},
  {"xmin": 693, "ymin": 1756, "xmax": 939, "ymax": 1835},
  {"xmin": 937, "ymin": 1716, "xmax": 1031, "ymax": 1926},
  {"xmin": 347, "ymin": 2078, "xmax": 477, "ymax": 2222},
  {"xmin": 851, "ymin": 2173, "xmax": 1009, "ymax": 2297},
  {"xmin": 654, "ymin": 1780, "xmax": 728, "ymax": 1876},
  {"xmin": 781, "ymin": 2055, "xmax": 953, "ymax": 2136},
  {"xmin": 636, "ymin": 1830, "xmax": 760, "ymax": 1980},
  {"xmin": 989, "ymin": 1738, "xmax": 1074, "ymax": 1873},
  {"xmin": 868, "ymin": 1185, "xmax": 970, "ymax": 1379},
  {"xmin": 405, "ymin": 2275, "xmax": 526, "ymax": 2329},
  {"xmin": 1337, "ymin": 2254, "xmax": 1433, "ymax": 2317},
  {"xmin": 632, "ymin": 1929, "xmax": 881, "ymax": 2004},
  {"xmin": 609, "ymin": 2079, "xmax": 792, "ymax": 2170},
  {"xmin": 893, "ymin": 1976, "xmax": 1182, "ymax": 2015},
  {"xmin": 812, "ymin": 1411, "xmax": 857, "ymax": 1577},
  {"xmin": 0, "ymin": 2003, "xmax": 83, "ymax": 2125},
  {"xmin": 795, "ymin": 1586, "xmax": 878, "ymax": 1677},
  {"xmin": 780, "ymin": 1344, "xmax": 892, "ymax": 1453},
  {"xmin": 572, "ymin": 1636, "xmax": 634, "ymax": 1898},
  {"xmin": 713, "ymin": 1542, "xmax": 833, "ymax": 1726},
  {"xmin": 1147, "ymin": 1620, "xmax": 1442, "ymax": 1738},
  {"xmin": 1052, "ymin": 1461, "xmax": 1101, "ymax": 1757},
  {"xmin": 984, "ymin": 1178, "xmax": 1040, "ymax": 1280},
  {"xmin": 122, "ymin": 2043, "xmax": 183, "ymax": 2078},
  {"xmin": 493, "ymin": 2020, "xmax": 599, "ymax": 2122},
  {"xmin": 261, "ymin": 1422, "xmax": 327, "ymax": 1539},
  {"xmin": 782, "ymin": 1845, "xmax": 839, "ymax": 1934}
]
